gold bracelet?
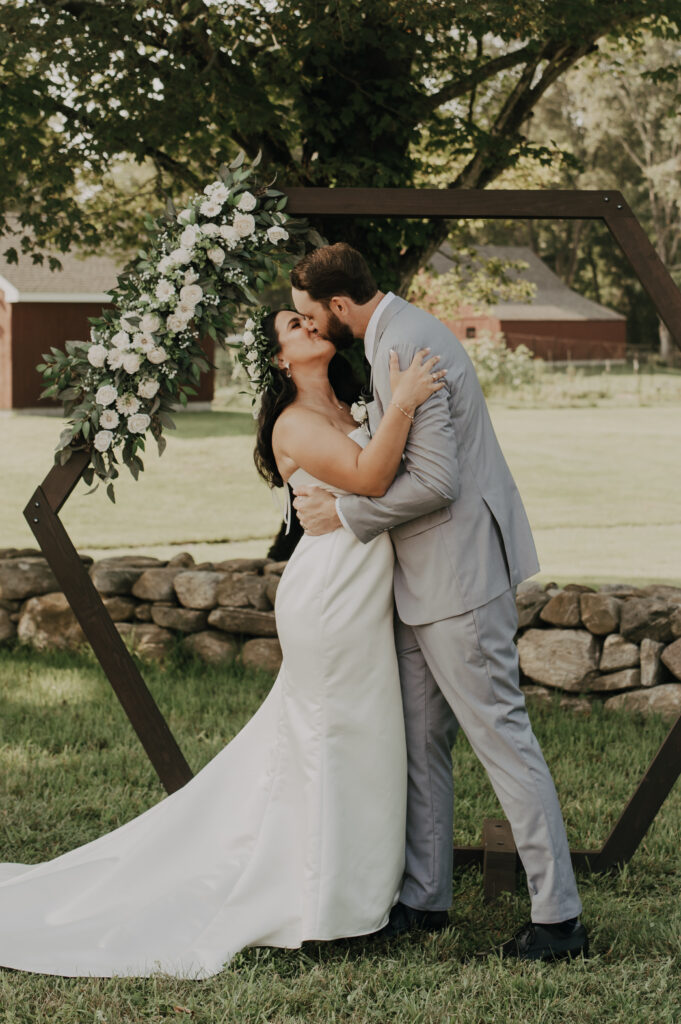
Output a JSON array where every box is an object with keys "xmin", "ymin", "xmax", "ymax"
[{"xmin": 391, "ymin": 400, "xmax": 415, "ymax": 423}]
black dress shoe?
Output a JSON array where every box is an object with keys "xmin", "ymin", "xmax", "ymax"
[
  {"xmin": 372, "ymin": 901, "xmax": 449, "ymax": 941},
  {"xmin": 498, "ymin": 920, "xmax": 589, "ymax": 961}
]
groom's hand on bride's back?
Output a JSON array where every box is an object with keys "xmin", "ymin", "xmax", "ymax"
[{"xmin": 292, "ymin": 486, "xmax": 341, "ymax": 535}]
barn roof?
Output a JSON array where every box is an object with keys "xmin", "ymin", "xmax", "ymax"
[
  {"xmin": 430, "ymin": 244, "xmax": 625, "ymax": 322},
  {"xmin": 0, "ymin": 227, "xmax": 122, "ymax": 302}
]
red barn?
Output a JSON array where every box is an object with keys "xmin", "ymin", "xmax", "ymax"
[
  {"xmin": 0, "ymin": 242, "xmax": 214, "ymax": 410},
  {"xmin": 430, "ymin": 245, "xmax": 627, "ymax": 363}
]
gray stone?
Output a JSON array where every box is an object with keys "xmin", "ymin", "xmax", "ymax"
[
  {"xmin": 150, "ymin": 603, "xmax": 208, "ymax": 633},
  {"xmin": 98, "ymin": 554, "xmax": 162, "ymax": 566},
  {"xmin": 265, "ymin": 575, "xmax": 280, "ymax": 607},
  {"xmin": 242, "ymin": 575, "xmax": 272, "ymax": 611},
  {"xmin": 521, "ymin": 684, "xmax": 591, "ymax": 715},
  {"xmin": 605, "ymin": 684, "xmax": 681, "ymax": 720},
  {"xmin": 580, "ymin": 593, "xmax": 622, "ymax": 636},
  {"xmin": 0, "ymin": 608, "xmax": 16, "ymax": 642},
  {"xmin": 132, "ymin": 567, "xmax": 184, "ymax": 602},
  {"xmin": 0, "ymin": 598, "xmax": 21, "ymax": 613},
  {"xmin": 588, "ymin": 668, "xmax": 641, "ymax": 692},
  {"xmin": 207, "ymin": 607, "xmax": 278, "ymax": 637},
  {"xmin": 174, "ymin": 571, "xmax": 224, "ymax": 610},
  {"xmin": 0, "ymin": 547, "xmax": 42, "ymax": 558},
  {"xmin": 599, "ymin": 634, "xmax": 639, "ymax": 672},
  {"xmin": 242, "ymin": 637, "xmax": 282, "ymax": 674},
  {"xmin": 515, "ymin": 586, "xmax": 550, "ymax": 629},
  {"xmin": 0, "ymin": 558, "xmax": 59, "ymax": 600},
  {"xmin": 116, "ymin": 623, "xmax": 173, "ymax": 660},
  {"xmin": 516, "ymin": 629, "xmax": 600, "ymax": 691},
  {"xmin": 167, "ymin": 552, "xmax": 195, "ymax": 568},
  {"xmin": 599, "ymin": 584, "xmax": 644, "ymax": 598},
  {"xmin": 215, "ymin": 557, "xmax": 270, "ymax": 574},
  {"xmin": 640, "ymin": 584, "xmax": 681, "ymax": 605},
  {"xmin": 563, "ymin": 583, "xmax": 596, "ymax": 593},
  {"xmin": 102, "ymin": 596, "xmax": 137, "ymax": 622},
  {"xmin": 620, "ymin": 598, "xmax": 675, "ymax": 644},
  {"xmin": 182, "ymin": 630, "xmax": 237, "ymax": 664},
  {"xmin": 539, "ymin": 591, "xmax": 582, "ymax": 628},
  {"xmin": 640, "ymin": 638, "xmax": 665, "ymax": 688},
  {"xmin": 17, "ymin": 593, "xmax": 86, "ymax": 650},
  {"xmin": 661, "ymin": 639, "xmax": 681, "ymax": 681},
  {"xmin": 134, "ymin": 603, "xmax": 153, "ymax": 622},
  {"xmin": 215, "ymin": 573, "xmax": 252, "ymax": 609},
  {"xmin": 263, "ymin": 561, "xmax": 288, "ymax": 577},
  {"xmin": 671, "ymin": 607, "xmax": 681, "ymax": 639},
  {"xmin": 89, "ymin": 561, "xmax": 148, "ymax": 596}
]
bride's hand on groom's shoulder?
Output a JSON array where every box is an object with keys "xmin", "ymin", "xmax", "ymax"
[
  {"xmin": 389, "ymin": 348, "xmax": 446, "ymax": 416},
  {"xmin": 292, "ymin": 486, "xmax": 342, "ymax": 535}
]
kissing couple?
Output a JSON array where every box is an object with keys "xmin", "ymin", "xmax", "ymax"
[{"xmin": 0, "ymin": 243, "xmax": 587, "ymax": 978}]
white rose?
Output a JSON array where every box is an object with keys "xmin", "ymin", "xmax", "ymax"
[
  {"xmin": 166, "ymin": 311, "xmax": 191, "ymax": 333},
  {"xmin": 111, "ymin": 330, "xmax": 131, "ymax": 350},
  {"xmin": 183, "ymin": 268, "xmax": 199, "ymax": 285},
  {"xmin": 99, "ymin": 408, "xmax": 120, "ymax": 429},
  {"xmin": 180, "ymin": 283, "xmax": 203, "ymax": 306},
  {"xmin": 180, "ymin": 224, "xmax": 201, "ymax": 249},
  {"xmin": 87, "ymin": 344, "xmax": 107, "ymax": 368},
  {"xmin": 122, "ymin": 351, "xmax": 142, "ymax": 374},
  {"xmin": 350, "ymin": 401, "xmax": 368, "ymax": 425},
  {"xmin": 200, "ymin": 198, "xmax": 222, "ymax": 217},
  {"xmin": 178, "ymin": 300, "xmax": 195, "ymax": 317},
  {"xmin": 267, "ymin": 225, "xmax": 289, "ymax": 244},
  {"xmin": 140, "ymin": 312, "xmax": 161, "ymax": 333},
  {"xmin": 127, "ymin": 413, "xmax": 151, "ymax": 434},
  {"xmin": 93, "ymin": 429, "xmax": 114, "ymax": 452},
  {"xmin": 237, "ymin": 191, "xmax": 257, "ymax": 212},
  {"xmin": 137, "ymin": 378, "xmax": 160, "ymax": 399},
  {"xmin": 207, "ymin": 246, "xmax": 225, "ymax": 266},
  {"xmin": 116, "ymin": 393, "xmax": 140, "ymax": 415},
  {"xmin": 219, "ymin": 224, "xmax": 240, "ymax": 248},
  {"xmin": 95, "ymin": 384, "xmax": 118, "ymax": 407},
  {"xmin": 233, "ymin": 212, "xmax": 255, "ymax": 238},
  {"xmin": 155, "ymin": 278, "xmax": 174, "ymax": 302},
  {"xmin": 148, "ymin": 346, "xmax": 169, "ymax": 364},
  {"xmin": 177, "ymin": 207, "xmax": 194, "ymax": 224},
  {"xmin": 157, "ymin": 255, "xmax": 175, "ymax": 275},
  {"xmin": 106, "ymin": 349, "xmax": 125, "ymax": 370},
  {"xmin": 201, "ymin": 222, "xmax": 220, "ymax": 237},
  {"xmin": 169, "ymin": 247, "xmax": 192, "ymax": 265}
]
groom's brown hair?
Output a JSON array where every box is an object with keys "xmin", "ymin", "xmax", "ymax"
[{"xmin": 290, "ymin": 242, "xmax": 377, "ymax": 305}]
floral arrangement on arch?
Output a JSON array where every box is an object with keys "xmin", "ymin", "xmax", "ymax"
[{"xmin": 38, "ymin": 152, "xmax": 321, "ymax": 500}]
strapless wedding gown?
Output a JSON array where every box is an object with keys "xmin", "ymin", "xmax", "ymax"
[{"xmin": 0, "ymin": 427, "xmax": 407, "ymax": 978}]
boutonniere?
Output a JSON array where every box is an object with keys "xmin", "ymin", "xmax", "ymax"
[{"xmin": 350, "ymin": 398, "xmax": 369, "ymax": 425}]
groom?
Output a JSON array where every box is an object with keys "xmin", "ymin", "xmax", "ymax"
[{"xmin": 290, "ymin": 243, "xmax": 588, "ymax": 961}]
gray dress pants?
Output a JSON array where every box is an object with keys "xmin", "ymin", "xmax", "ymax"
[{"xmin": 395, "ymin": 587, "xmax": 582, "ymax": 924}]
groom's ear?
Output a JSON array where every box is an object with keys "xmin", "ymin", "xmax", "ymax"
[{"xmin": 330, "ymin": 296, "xmax": 350, "ymax": 317}]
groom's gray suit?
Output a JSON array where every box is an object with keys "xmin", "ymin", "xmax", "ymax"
[{"xmin": 338, "ymin": 296, "xmax": 581, "ymax": 923}]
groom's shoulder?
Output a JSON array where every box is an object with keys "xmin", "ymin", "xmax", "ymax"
[{"xmin": 386, "ymin": 299, "xmax": 460, "ymax": 345}]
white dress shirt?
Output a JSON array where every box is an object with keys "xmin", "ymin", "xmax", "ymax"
[{"xmin": 335, "ymin": 292, "xmax": 395, "ymax": 532}]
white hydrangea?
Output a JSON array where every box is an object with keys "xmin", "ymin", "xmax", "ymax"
[
  {"xmin": 99, "ymin": 408, "xmax": 120, "ymax": 429},
  {"xmin": 180, "ymin": 224, "xmax": 202, "ymax": 249},
  {"xmin": 127, "ymin": 413, "xmax": 151, "ymax": 434},
  {"xmin": 166, "ymin": 311, "xmax": 191, "ymax": 333},
  {"xmin": 122, "ymin": 351, "xmax": 142, "ymax": 374},
  {"xmin": 200, "ymin": 198, "xmax": 222, "ymax": 218},
  {"xmin": 219, "ymin": 224, "xmax": 240, "ymax": 248},
  {"xmin": 95, "ymin": 384, "xmax": 118, "ymax": 407},
  {"xmin": 233, "ymin": 212, "xmax": 255, "ymax": 238},
  {"xmin": 111, "ymin": 330, "xmax": 131, "ymax": 350},
  {"xmin": 207, "ymin": 246, "xmax": 225, "ymax": 266},
  {"xmin": 155, "ymin": 279, "xmax": 174, "ymax": 303},
  {"xmin": 140, "ymin": 312, "xmax": 161, "ymax": 334},
  {"xmin": 267, "ymin": 225, "xmax": 289, "ymax": 244},
  {"xmin": 116, "ymin": 393, "xmax": 140, "ymax": 415},
  {"xmin": 201, "ymin": 222, "xmax": 220, "ymax": 238},
  {"xmin": 93, "ymin": 429, "xmax": 114, "ymax": 452},
  {"xmin": 179, "ymin": 283, "xmax": 203, "ymax": 306},
  {"xmin": 237, "ymin": 191, "xmax": 257, "ymax": 212},
  {"xmin": 87, "ymin": 344, "xmax": 107, "ymax": 368},
  {"xmin": 137, "ymin": 378, "xmax": 160, "ymax": 399},
  {"xmin": 106, "ymin": 349, "xmax": 125, "ymax": 370},
  {"xmin": 147, "ymin": 346, "xmax": 169, "ymax": 364}
]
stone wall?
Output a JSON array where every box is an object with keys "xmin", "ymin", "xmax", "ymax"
[{"xmin": 2, "ymin": 548, "xmax": 681, "ymax": 716}]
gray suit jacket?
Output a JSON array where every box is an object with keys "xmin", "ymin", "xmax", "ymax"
[{"xmin": 337, "ymin": 296, "xmax": 539, "ymax": 625}]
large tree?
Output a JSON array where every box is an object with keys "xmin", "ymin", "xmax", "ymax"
[{"xmin": 2, "ymin": 0, "xmax": 680, "ymax": 295}]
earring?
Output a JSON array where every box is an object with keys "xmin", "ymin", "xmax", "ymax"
[{"xmin": 283, "ymin": 361, "xmax": 292, "ymax": 378}]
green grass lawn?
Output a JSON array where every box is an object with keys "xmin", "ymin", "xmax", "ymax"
[
  {"xmin": 1, "ymin": 368, "xmax": 680, "ymax": 583},
  {"xmin": 1, "ymin": 644, "xmax": 680, "ymax": 1022}
]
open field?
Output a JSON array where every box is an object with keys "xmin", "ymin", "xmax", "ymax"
[
  {"xmin": 1, "ymin": 369, "xmax": 679, "ymax": 584},
  {"xmin": 1, "ymin": 644, "xmax": 680, "ymax": 1023}
]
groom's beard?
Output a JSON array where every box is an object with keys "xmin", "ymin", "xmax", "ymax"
[{"xmin": 324, "ymin": 309, "xmax": 356, "ymax": 351}]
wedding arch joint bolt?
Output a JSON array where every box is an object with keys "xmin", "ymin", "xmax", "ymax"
[{"xmin": 25, "ymin": 187, "xmax": 681, "ymax": 897}]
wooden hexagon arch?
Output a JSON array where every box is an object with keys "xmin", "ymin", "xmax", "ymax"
[{"xmin": 23, "ymin": 188, "xmax": 681, "ymax": 887}]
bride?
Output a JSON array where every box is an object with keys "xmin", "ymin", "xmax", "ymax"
[{"xmin": 0, "ymin": 309, "xmax": 445, "ymax": 978}]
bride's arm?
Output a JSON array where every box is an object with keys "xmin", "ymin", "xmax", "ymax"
[{"xmin": 274, "ymin": 349, "xmax": 446, "ymax": 497}]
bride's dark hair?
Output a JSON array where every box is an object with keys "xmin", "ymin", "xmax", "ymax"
[{"xmin": 254, "ymin": 310, "xmax": 363, "ymax": 488}]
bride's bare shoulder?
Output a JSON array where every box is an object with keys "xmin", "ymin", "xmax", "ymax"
[{"xmin": 273, "ymin": 405, "xmax": 324, "ymax": 442}]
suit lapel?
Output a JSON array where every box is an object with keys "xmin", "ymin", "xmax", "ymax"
[{"xmin": 369, "ymin": 295, "xmax": 408, "ymax": 396}]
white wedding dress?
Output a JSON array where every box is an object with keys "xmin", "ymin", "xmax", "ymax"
[{"xmin": 0, "ymin": 427, "xmax": 407, "ymax": 979}]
